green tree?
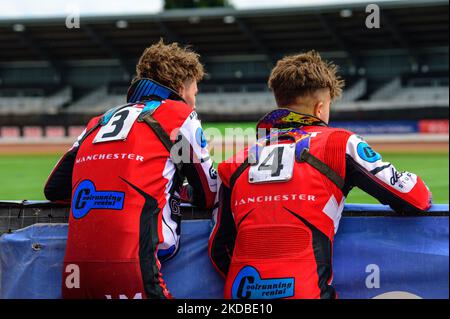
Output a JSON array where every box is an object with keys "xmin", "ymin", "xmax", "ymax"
[{"xmin": 164, "ymin": 0, "xmax": 231, "ymax": 10}]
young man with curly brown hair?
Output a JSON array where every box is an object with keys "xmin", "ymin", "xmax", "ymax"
[
  {"xmin": 45, "ymin": 40, "xmax": 217, "ymax": 299},
  {"xmin": 209, "ymin": 51, "xmax": 431, "ymax": 299}
]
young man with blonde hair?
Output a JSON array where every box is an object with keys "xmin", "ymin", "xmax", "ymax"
[
  {"xmin": 45, "ymin": 40, "xmax": 217, "ymax": 299},
  {"xmin": 209, "ymin": 51, "xmax": 431, "ymax": 299}
]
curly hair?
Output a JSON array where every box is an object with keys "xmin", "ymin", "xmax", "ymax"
[
  {"xmin": 133, "ymin": 39, "xmax": 205, "ymax": 92},
  {"xmin": 268, "ymin": 51, "xmax": 345, "ymax": 107}
]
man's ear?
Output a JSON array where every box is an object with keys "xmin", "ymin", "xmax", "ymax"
[
  {"xmin": 313, "ymin": 101, "xmax": 324, "ymax": 118},
  {"xmin": 178, "ymin": 83, "xmax": 186, "ymax": 99}
]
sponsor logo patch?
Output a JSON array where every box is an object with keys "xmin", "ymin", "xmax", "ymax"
[
  {"xmin": 72, "ymin": 180, "xmax": 125, "ymax": 219},
  {"xmin": 231, "ymin": 266, "xmax": 295, "ymax": 299},
  {"xmin": 195, "ymin": 127, "xmax": 207, "ymax": 148},
  {"xmin": 209, "ymin": 165, "xmax": 218, "ymax": 179},
  {"xmin": 357, "ymin": 142, "xmax": 381, "ymax": 163}
]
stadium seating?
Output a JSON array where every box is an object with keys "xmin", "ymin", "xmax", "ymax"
[
  {"xmin": 391, "ymin": 87, "xmax": 449, "ymax": 102},
  {"xmin": 370, "ymin": 75, "xmax": 449, "ymax": 103},
  {"xmin": 1, "ymin": 77, "xmax": 447, "ymax": 121},
  {"xmin": 195, "ymin": 78, "xmax": 367, "ymax": 113},
  {"xmin": 66, "ymin": 90, "xmax": 128, "ymax": 114},
  {"xmin": 0, "ymin": 86, "xmax": 72, "ymax": 115}
]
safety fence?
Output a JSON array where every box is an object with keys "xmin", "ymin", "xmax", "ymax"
[{"xmin": 0, "ymin": 201, "xmax": 448, "ymax": 299}]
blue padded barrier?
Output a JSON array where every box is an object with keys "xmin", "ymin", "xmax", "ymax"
[{"xmin": 0, "ymin": 206, "xmax": 448, "ymax": 299}]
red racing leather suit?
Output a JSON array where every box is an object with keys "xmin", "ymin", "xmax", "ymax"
[
  {"xmin": 208, "ymin": 109, "xmax": 431, "ymax": 299},
  {"xmin": 45, "ymin": 79, "xmax": 217, "ymax": 299}
]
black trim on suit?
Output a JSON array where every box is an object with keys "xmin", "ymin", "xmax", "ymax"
[
  {"xmin": 284, "ymin": 207, "xmax": 336, "ymax": 299},
  {"xmin": 209, "ymin": 184, "xmax": 237, "ymax": 277},
  {"xmin": 120, "ymin": 177, "xmax": 168, "ymax": 299}
]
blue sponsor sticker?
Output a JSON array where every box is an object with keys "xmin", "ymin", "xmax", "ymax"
[
  {"xmin": 231, "ymin": 266, "xmax": 295, "ymax": 299},
  {"xmin": 195, "ymin": 127, "xmax": 207, "ymax": 148},
  {"xmin": 72, "ymin": 180, "xmax": 125, "ymax": 219},
  {"xmin": 357, "ymin": 142, "xmax": 381, "ymax": 163}
]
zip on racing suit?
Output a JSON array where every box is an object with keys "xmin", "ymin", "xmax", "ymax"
[
  {"xmin": 208, "ymin": 108, "xmax": 432, "ymax": 299},
  {"xmin": 44, "ymin": 79, "xmax": 217, "ymax": 299}
]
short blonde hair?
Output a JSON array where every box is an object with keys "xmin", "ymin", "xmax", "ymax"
[
  {"xmin": 268, "ymin": 50, "xmax": 345, "ymax": 107},
  {"xmin": 133, "ymin": 39, "xmax": 205, "ymax": 92}
]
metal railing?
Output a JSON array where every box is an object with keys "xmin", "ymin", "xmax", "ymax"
[{"xmin": 0, "ymin": 200, "xmax": 448, "ymax": 235}]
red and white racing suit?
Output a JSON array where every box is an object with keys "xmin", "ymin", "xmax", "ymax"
[
  {"xmin": 208, "ymin": 109, "xmax": 431, "ymax": 299},
  {"xmin": 45, "ymin": 79, "xmax": 217, "ymax": 299}
]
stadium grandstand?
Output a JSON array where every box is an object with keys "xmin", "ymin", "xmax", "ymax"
[{"xmin": 0, "ymin": 0, "xmax": 448, "ymax": 134}]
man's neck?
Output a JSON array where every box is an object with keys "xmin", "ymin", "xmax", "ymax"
[{"xmin": 283, "ymin": 104, "xmax": 314, "ymax": 117}]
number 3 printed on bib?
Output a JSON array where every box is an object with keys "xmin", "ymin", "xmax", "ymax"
[
  {"xmin": 249, "ymin": 143, "xmax": 295, "ymax": 184},
  {"xmin": 93, "ymin": 106, "xmax": 142, "ymax": 144}
]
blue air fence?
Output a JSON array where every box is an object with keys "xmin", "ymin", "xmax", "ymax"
[{"xmin": 0, "ymin": 201, "xmax": 448, "ymax": 299}]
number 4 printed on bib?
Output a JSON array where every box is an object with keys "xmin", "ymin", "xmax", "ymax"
[
  {"xmin": 249, "ymin": 143, "xmax": 295, "ymax": 184},
  {"xmin": 93, "ymin": 106, "xmax": 142, "ymax": 144}
]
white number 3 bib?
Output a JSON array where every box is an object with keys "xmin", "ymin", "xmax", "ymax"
[{"xmin": 93, "ymin": 106, "xmax": 142, "ymax": 144}]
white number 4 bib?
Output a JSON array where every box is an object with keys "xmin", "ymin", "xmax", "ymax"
[{"xmin": 249, "ymin": 143, "xmax": 295, "ymax": 184}]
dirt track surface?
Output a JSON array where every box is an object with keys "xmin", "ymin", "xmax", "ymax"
[
  {"xmin": 0, "ymin": 144, "xmax": 71, "ymax": 154},
  {"xmin": 0, "ymin": 141, "xmax": 448, "ymax": 155}
]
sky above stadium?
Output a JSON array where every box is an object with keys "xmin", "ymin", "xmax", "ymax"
[{"xmin": 0, "ymin": 0, "xmax": 399, "ymax": 18}]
